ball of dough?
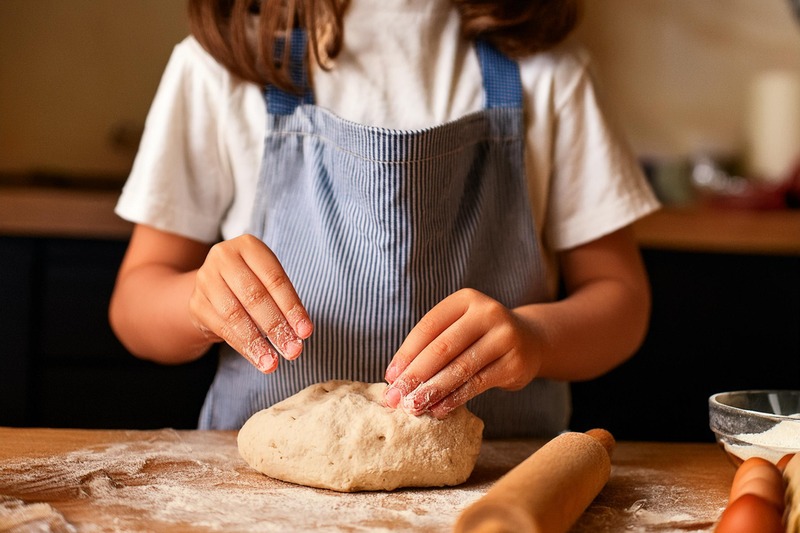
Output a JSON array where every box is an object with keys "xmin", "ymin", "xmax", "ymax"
[{"xmin": 237, "ymin": 380, "xmax": 485, "ymax": 492}]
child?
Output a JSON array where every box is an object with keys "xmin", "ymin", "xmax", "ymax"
[{"xmin": 109, "ymin": 0, "xmax": 660, "ymax": 438}]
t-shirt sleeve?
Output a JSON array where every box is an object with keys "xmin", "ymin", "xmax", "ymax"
[
  {"xmin": 546, "ymin": 52, "xmax": 661, "ymax": 251},
  {"xmin": 115, "ymin": 37, "xmax": 235, "ymax": 244}
]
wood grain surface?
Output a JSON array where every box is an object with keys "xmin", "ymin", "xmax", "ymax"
[{"xmin": 0, "ymin": 427, "xmax": 735, "ymax": 532}]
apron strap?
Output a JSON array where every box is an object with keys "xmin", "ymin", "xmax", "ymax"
[
  {"xmin": 266, "ymin": 28, "xmax": 315, "ymax": 115},
  {"xmin": 475, "ymin": 39, "xmax": 523, "ymax": 109},
  {"xmin": 265, "ymin": 32, "xmax": 522, "ymax": 114}
]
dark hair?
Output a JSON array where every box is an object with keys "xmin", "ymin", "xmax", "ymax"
[{"xmin": 187, "ymin": 0, "xmax": 580, "ymax": 91}]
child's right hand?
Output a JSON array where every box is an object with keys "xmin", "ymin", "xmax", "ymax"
[{"xmin": 188, "ymin": 234, "xmax": 314, "ymax": 373}]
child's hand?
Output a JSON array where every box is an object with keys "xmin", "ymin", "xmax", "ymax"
[
  {"xmin": 189, "ymin": 234, "xmax": 313, "ymax": 373},
  {"xmin": 383, "ymin": 288, "xmax": 541, "ymax": 418}
]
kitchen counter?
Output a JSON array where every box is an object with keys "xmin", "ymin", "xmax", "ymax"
[
  {"xmin": 0, "ymin": 186, "xmax": 131, "ymax": 239},
  {"xmin": 0, "ymin": 427, "xmax": 734, "ymax": 532},
  {"xmin": 2, "ymin": 184, "xmax": 800, "ymax": 256},
  {"xmin": 633, "ymin": 205, "xmax": 800, "ymax": 255}
]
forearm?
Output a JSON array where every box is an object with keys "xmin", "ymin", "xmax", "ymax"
[
  {"xmin": 109, "ymin": 264, "xmax": 213, "ymax": 364},
  {"xmin": 518, "ymin": 274, "xmax": 651, "ymax": 382}
]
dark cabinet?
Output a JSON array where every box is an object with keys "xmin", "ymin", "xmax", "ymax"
[
  {"xmin": 0, "ymin": 236, "xmax": 217, "ymax": 429},
  {"xmin": 0, "ymin": 238, "xmax": 35, "ymax": 426},
  {"xmin": 570, "ymin": 249, "xmax": 800, "ymax": 442}
]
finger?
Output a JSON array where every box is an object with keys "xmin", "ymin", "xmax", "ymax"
[
  {"xmin": 385, "ymin": 293, "xmax": 472, "ymax": 385},
  {"xmin": 429, "ymin": 332, "xmax": 541, "ymax": 418},
  {"xmin": 428, "ymin": 354, "xmax": 521, "ymax": 419},
  {"xmin": 389, "ymin": 318, "xmax": 472, "ymax": 397},
  {"xmin": 401, "ymin": 335, "xmax": 493, "ymax": 415},
  {"xmin": 221, "ymin": 247, "xmax": 309, "ymax": 361},
  {"xmin": 242, "ymin": 240, "xmax": 313, "ymax": 340},
  {"xmin": 386, "ymin": 313, "xmax": 484, "ymax": 410},
  {"xmin": 194, "ymin": 273, "xmax": 280, "ymax": 373},
  {"xmin": 225, "ymin": 268, "xmax": 304, "ymax": 360}
]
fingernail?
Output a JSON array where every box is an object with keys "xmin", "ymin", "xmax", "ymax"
[
  {"xmin": 384, "ymin": 386, "xmax": 401, "ymax": 408},
  {"xmin": 283, "ymin": 338, "xmax": 303, "ymax": 360},
  {"xmin": 268, "ymin": 321, "xmax": 307, "ymax": 360},
  {"xmin": 402, "ymin": 389, "xmax": 433, "ymax": 414},
  {"xmin": 295, "ymin": 318, "xmax": 313, "ymax": 339},
  {"xmin": 385, "ymin": 362, "xmax": 398, "ymax": 383},
  {"xmin": 251, "ymin": 342, "xmax": 278, "ymax": 373},
  {"xmin": 255, "ymin": 352, "xmax": 277, "ymax": 373}
]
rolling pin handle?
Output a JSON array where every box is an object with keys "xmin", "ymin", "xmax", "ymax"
[{"xmin": 586, "ymin": 428, "xmax": 615, "ymax": 458}]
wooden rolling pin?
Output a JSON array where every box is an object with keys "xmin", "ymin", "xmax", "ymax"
[{"xmin": 453, "ymin": 428, "xmax": 615, "ymax": 533}]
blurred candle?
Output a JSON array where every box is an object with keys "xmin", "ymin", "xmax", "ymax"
[{"xmin": 745, "ymin": 70, "xmax": 800, "ymax": 183}]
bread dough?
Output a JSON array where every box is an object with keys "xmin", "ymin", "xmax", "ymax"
[{"xmin": 237, "ymin": 380, "xmax": 484, "ymax": 492}]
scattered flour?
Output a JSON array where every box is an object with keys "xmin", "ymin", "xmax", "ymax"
[
  {"xmin": 0, "ymin": 430, "xmax": 487, "ymax": 533},
  {"xmin": 572, "ymin": 464, "xmax": 726, "ymax": 533},
  {"xmin": 0, "ymin": 431, "xmax": 731, "ymax": 532},
  {"xmin": 0, "ymin": 496, "xmax": 76, "ymax": 533}
]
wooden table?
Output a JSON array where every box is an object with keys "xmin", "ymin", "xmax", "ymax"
[{"xmin": 0, "ymin": 427, "xmax": 735, "ymax": 532}]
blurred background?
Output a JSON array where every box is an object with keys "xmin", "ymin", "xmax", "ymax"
[
  {"xmin": 579, "ymin": 0, "xmax": 800, "ymax": 167},
  {"xmin": 3, "ymin": 1, "xmax": 800, "ymax": 184},
  {"xmin": 1, "ymin": 1, "xmax": 798, "ymax": 440},
  {"xmin": 0, "ymin": 1, "xmax": 187, "ymax": 180}
]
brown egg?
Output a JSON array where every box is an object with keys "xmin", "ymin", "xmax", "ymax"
[
  {"xmin": 730, "ymin": 475, "xmax": 785, "ymax": 511},
  {"xmin": 728, "ymin": 457, "xmax": 786, "ymax": 512},
  {"xmin": 715, "ymin": 493, "xmax": 784, "ymax": 533},
  {"xmin": 730, "ymin": 456, "xmax": 774, "ymax": 489}
]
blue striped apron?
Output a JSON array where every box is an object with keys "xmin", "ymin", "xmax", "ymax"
[{"xmin": 198, "ymin": 33, "xmax": 570, "ymax": 438}]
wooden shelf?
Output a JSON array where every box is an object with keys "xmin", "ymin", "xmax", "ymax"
[
  {"xmin": 3, "ymin": 187, "xmax": 799, "ymax": 256},
  {"xmin": 0, "ymin": 187, "xmax": 132, "ymax": 240},
  {"xmin": 633, "ymin": 206, "xmax": 800, "ymax": 256}
]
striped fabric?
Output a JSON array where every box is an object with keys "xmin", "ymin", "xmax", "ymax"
[{"xmin": 198, "ymin": 38, "xmax": 570, "ymax": 438}]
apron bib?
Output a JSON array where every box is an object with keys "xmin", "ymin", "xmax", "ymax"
[{"xmin": 199, "ymin": 33, "xmax": 570, "ymax": 437}]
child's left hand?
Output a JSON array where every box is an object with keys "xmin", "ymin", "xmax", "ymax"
[{"xmin": 383, "ymin": 288, "xmax": 542, "ymax": 418}]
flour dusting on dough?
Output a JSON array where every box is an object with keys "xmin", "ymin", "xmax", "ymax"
[{"xmin": 238, "ymin": 380, "xmax": 485, "ymax": 492}]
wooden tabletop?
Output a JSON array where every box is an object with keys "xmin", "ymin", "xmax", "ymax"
[{"xmin": 0, "ymin": 427, "xmax": 735, "ymax": 532}]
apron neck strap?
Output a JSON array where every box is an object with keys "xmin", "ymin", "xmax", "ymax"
[
  {"xmin": 265, "ymin": 32, "xmax": 522, "ymax": 114},
  {"xmin": 266, "ymin": 28, "xmax": 315, "ymax": 115},
  {"xmin": 475, "ymin": 39, "xmax": 523, "ymax": 109}
]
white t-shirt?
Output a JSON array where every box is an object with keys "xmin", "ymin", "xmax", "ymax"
[{"xmin": 116, "ymin": 0, "xmax": 660, "ymax": 296}]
